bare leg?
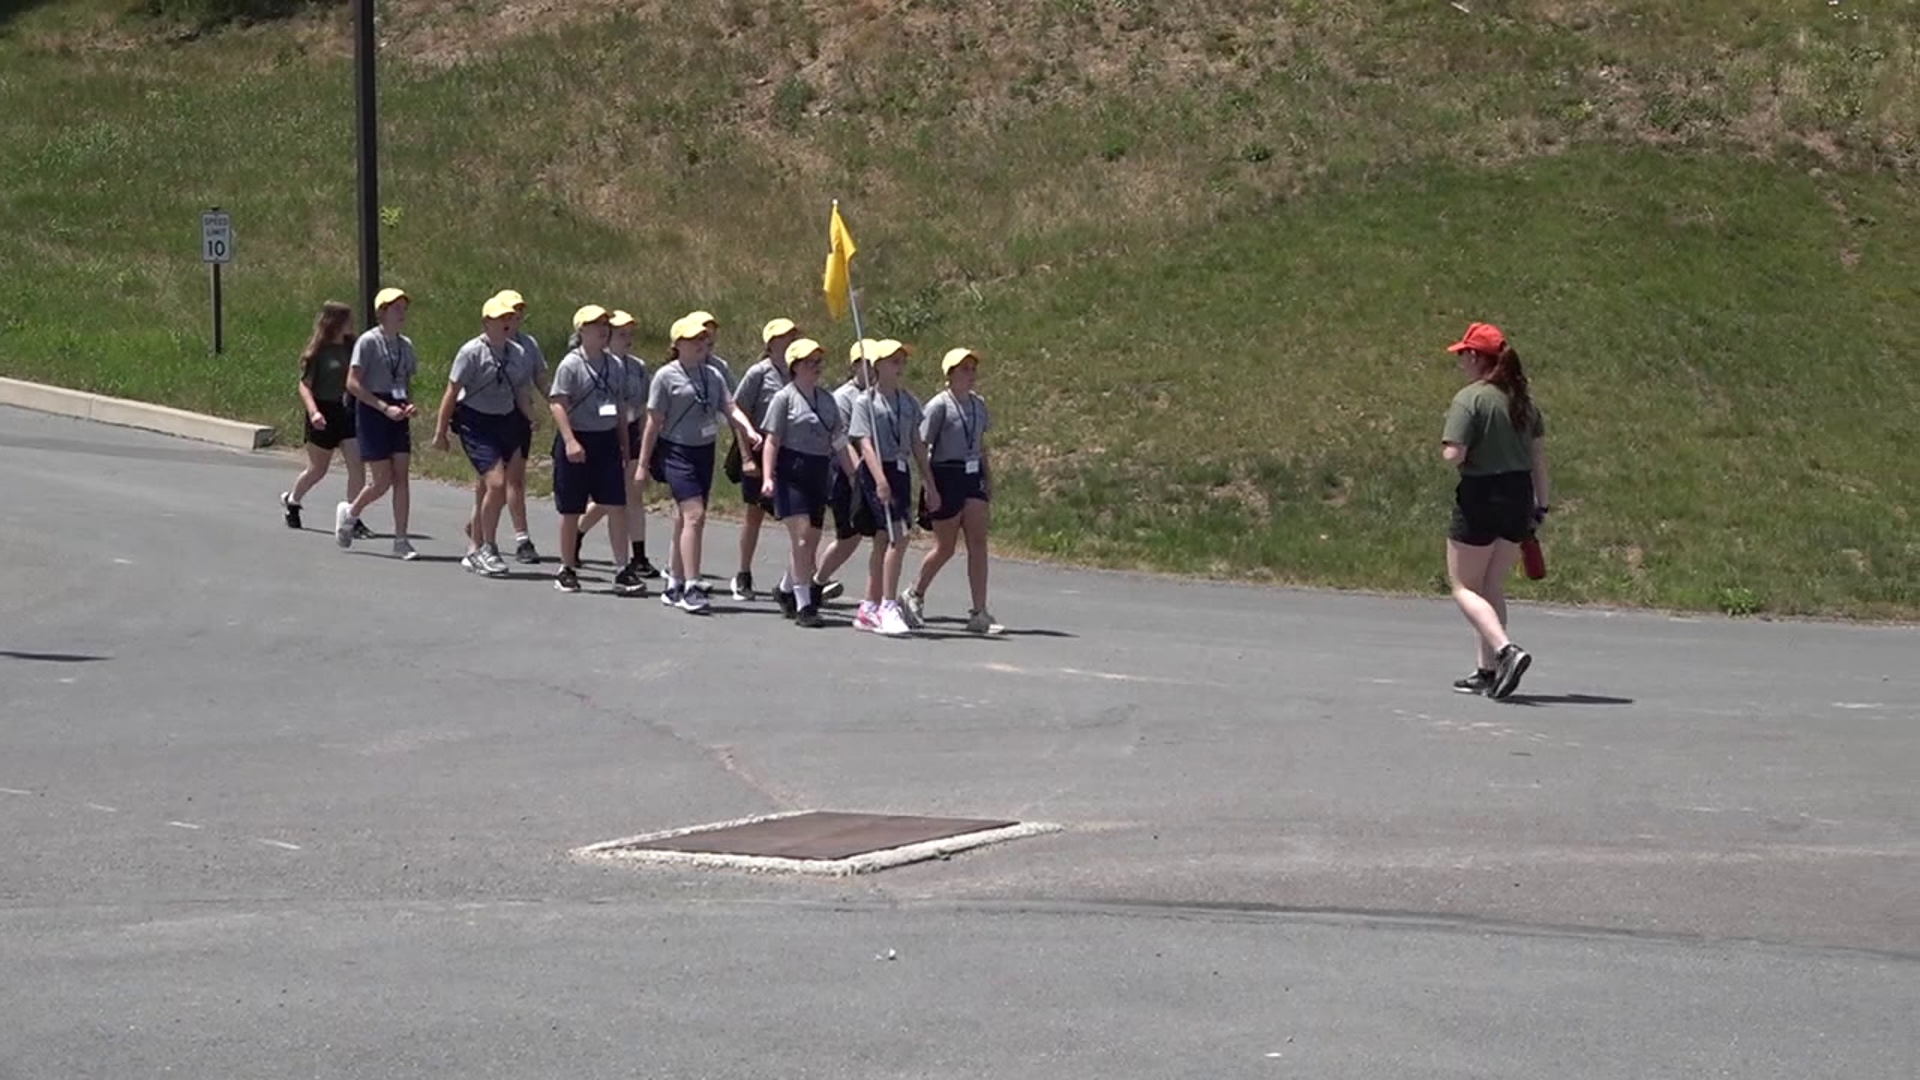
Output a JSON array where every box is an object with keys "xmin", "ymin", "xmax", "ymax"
[
  {"xmin": 678, "ymin": 498, "xmax": 707, "ymax": 581},
  {"xmin": 1447, "ymin": 539, "xmax": 1512, "ymax": 667},
  {"xmin": 350, "ymin": 459, "xmax": 394, "ymax": 519},
  {"xmin": 865, "ymin": 537, "xmax": 887, "ymax": 606},
  {"xmin": 478, "ymin": 466, "xmax": 508, "ymax": 549},
  {"xmin": 961, "ymin": 498, "xmax": 991, "ymax": 612},
  {"xmin": 785, "ymin": 518, "xmax": 820, "ymax": 592},
  {"xmin": 467, "ymin": 481, "xmax": 486, "ymax": 555},
  {"xmin": 609, "ymin": 506, "xmax": 631, "ymax": 562},
  {"xmin": 389, "ymin": 453, "xmax": 412, "ymax": 539},
  {"xmin": 738, "ymin": 505, "xmax": 766, "ymax": 574},
  {"xmin": 341, "ymin": 439, "xmax": 366, "ymax": 503},
  {"xmin": 815, "ymin": 533, "xmax": 862, "ymax": 586},
  {"xmin": 1476, "ymin": 540, "xmax": 1522, "ymax": 670},
  {"xmin": 913, "ymin": 516, "xmax": 963, "ymax": 597},
  {"xmin": 579, "ymin": 502, "xmax": 606, "ymax": 537},
  {"xmin": 289, "ymin": 444, "xmax": 332, "ymax": 504},
  {"xmin": 667, "ymin": 502, "xmax": 685, "ymax": 582},
  {"xmin": 559, "ymin": 513, "xmax": 582, "ymax": 567},
  {"xmin": 883, "ymin": 534, "xmax": 908, "ymax": 603},
  {"xmin": 506, "ymin": 454, "xmax": 531, "ymax": 538}
]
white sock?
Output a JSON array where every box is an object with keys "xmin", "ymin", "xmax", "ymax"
[
  {"xmin": 665, "ymin": 574, "xmax": 682, "ymax": 591},
  {"xmin": 778, "ymin": 569, "xmax": 793, "ymax": 591},
  {"xmin": 795, "ymin": 584, "xmax": 813, "ymax": 609},
  {"xmin": 515, "ymin": 531, "xmax": 530, "ymax": 543}
]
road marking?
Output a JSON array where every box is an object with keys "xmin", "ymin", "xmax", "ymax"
[
  {"xmin": 85, "ymin": 803, "xmax": 117, "ymax": 813},
  {"xmin": 1831, "ymin": 702, "xmax": 1883, "ymax": 710},
  {"xmin": 112, "ymin": 558, "xmax": 133, "ymax": 565},
  {"xmin": 255, "ymin": 839, "xmax": 301, "ymax": 851},
  {"xmin": 0, "ymin": 787, "xmax": 30, "ymax": 795},
  {"xmin": 167, "ymin": 821, "xmax": 202, "ymax": 830},
  {"xmin": 978, "ymin": 661, "xmax": 1215, "ymax": 686},
  {"xmin": 1685, "ymin": 806, "xmax": 1723, "ymax": 814}
]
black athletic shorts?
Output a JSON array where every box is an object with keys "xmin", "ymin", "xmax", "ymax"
[
  {"xmin": 1451, "ymin": 470, "xmax": 1534, "ymax": 547},
  {"xmin": 304, "ymin": 400, "xmax": 356, "ymax": 451}
]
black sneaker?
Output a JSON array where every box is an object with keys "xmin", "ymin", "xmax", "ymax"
[
  {"xmin": 1490, "ymin": 644, "xmax": 1532, "ymax": 700},
  {"xmin": 774, "ymin": 587, "xmax": 798, "ymax": 620},
  {"xmin": 796, "ymin": 603, "xmax": 824, "ymax": 628},
  {"xmin": 351, "ymin": 519, "xmax": 376, "ymax": 541},
  {"xmin": 554, "ymin": 566, "xmax": 581, "ymax": 593},
  {"xmin": 633, "ymin": 553, "xmax": 660, "ymax": 579},
  {"xmin": 515, "ymin": 537, "xmax": 541, "ymax": 564},
  {"xmin": 815, "ymin": 578, "xmax": 845, "ymax": 604},
  {"xmin": 280, "ymin": 493, "xmax": 302, "ymax": 530},
  {"xmin": 613, "ymin": 563, "xmax": 647, "ymax": 596},
  {"xmin": 1453, "ymin": 669, "xmax": 1496, "ymax": 695},
  {"xmin": 731, "ymin": 571, "xmax": 755, "ymax": 601}
]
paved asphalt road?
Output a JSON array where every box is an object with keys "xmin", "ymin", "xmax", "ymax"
[{"xmin": 1, "ymin": 405, "xmax": 1914, "ymax": 1079}]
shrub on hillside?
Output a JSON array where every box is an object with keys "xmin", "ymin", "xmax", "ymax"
[{"xmin": 143, "ymin": 0, "xmax": 335, "ymax": 31}]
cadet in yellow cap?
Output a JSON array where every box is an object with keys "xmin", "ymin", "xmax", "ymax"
[
  {"xmin": 547, "ymin": 305, "xmax": 646, "ymax": 596},
  {"xmin": 577, "ymin": 310, "xmax": 661, "ymax": 578},
  {"xmin": 335, "ymin": 287, "xmax": 420, "ymax": 559},
  {"xmin": 494, "ymin": 289, "xmax": 545, "ymax": 565},
  {"xmin": 684, "ymin": 310, "xmax": 733, "ymax": 387},
  {"xmin": 432, "ymin": 294, "xmax": 536, "ymax": 578},
  {"xmin": 640, "ymin": 316, "xmax": 764, "ymax": 612},
  {"xmin": 807, "ymin": 338, "xmax": 876, "ymax": 608},
  {"xmin": 758, "ymin": 338, "xmax": 858, "ymax": 628},
  {"xmin": 904, "ymin": 347, "xmax": 1002, "ymax": 634},
  {"xmin": 847, "ymin": 338, "xmax": 927, "ymax": 635},
  {"xmin": 725, "ymin": 317, "xmax": 803, "ymax": 601}
]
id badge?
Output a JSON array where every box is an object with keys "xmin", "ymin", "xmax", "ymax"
[
  {"xmin": 895, "ymin": 456, "xmax": 909, "ymax": 472},
  {"xmin": 700, "ymin": 422, "xmax": 718, "ymax": 438},
  {"xmin": 964, "ymin": 457, "xmax": 981, "ymax": 475},
  {"xmin": 391, "ymin": 387, "xmax": 409, "ymax": 402},
  {"xmin": 598, "ymin": 402, "xmax": 618, "ymax": 418}
]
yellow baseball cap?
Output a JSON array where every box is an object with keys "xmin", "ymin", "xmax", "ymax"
[
  {"xmin": 871, "ymin": 339, "xmax": 912, "ymax": 361},
  {"xmin": 670, "ymin": 315, "xmax": 711, "ymax": 343},
  {"xmin": 686, "ymin": 310, "xmax": 720, "ymax": 328},
  {"xmin": 609, "ymin": 309, "xmax": 637, "ymax": 329},
  {"xmin": 495, "ymin": 289, "xmax": 526, "ymax": 309},
  {"xmin": 572, "ymin": 304, "xmax": 611, "ymax": 329},
  {"xmin": 847, "ymin": 338, "xmax": 878, "ymax": 364},
  {"xmin": 373, "ymin": 287, "xmax": 409, "ymax": 312},
  {"xmin": 785, "ymin": 338, "xmax": 826, "ymax": 366},
  {"xmin": 761, "ymin": 317, "xmax": 798, "ymax": 343},
  {"xmin": 941, "ymin": 347, "xmax": 981, "ymax": 374},
  {"xmin": 481, "ymin": 295, "xmax": 517, "ymax": 320}
]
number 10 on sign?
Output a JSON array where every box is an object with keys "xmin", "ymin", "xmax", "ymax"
[{"xmin": 201, "ymin": 210, "xmax": 230, "ymax": 355}]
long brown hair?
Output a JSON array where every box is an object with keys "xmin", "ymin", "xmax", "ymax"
[
  {"xmin": 1484, "ymin": 345, "xmax": 1536, "ymax": 434},
  {"xmin": 301, "ymin": 302, "xmax": 352, "ymax": 367}
]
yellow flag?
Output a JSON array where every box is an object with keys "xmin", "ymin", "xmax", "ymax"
[{"xmin": 822, "ymin": 202, "xmax": 857, "ymax": 320}]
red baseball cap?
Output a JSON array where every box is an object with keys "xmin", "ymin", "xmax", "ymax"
[{"xmin": 1446, "ymin": 322, "xmax": 1507, "ymax": 355}]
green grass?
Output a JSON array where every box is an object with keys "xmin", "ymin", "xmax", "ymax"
[{"xmin": 2, "ymin": 0, "xmax": 1918, "ymax": 617}]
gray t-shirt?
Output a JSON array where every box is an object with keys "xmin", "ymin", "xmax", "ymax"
[
  {"xmin": 647, "ymin": 360, "xmax": 734, "ymax": 446},
  {"xmin": 548, "ymin": 347, "xmax": 624, "ymax": 433},
  {"xmin": 830, "ymin": 380, "xmax": 864, "ymax": 470},
  {"xmin": 513, "ymin": 330, "xmax": 546, "ymax": 388},
  {"xmin": 764, "ymin": 382, "xmax": 846, "ymax": 459},
  {"xmin": 448, "ymin": 335, "xmax": 533, "ymax": 416},
  {"xmin": 733, "ymin": 358, "xmax": 788, "ymax": 428},
  {"xmin": 615, "ymin": 353, "xmax": 650, "ymax": 414},
  {"xmin": 350, "ymin": 329, "xmax": 418, "ymax": 399},
  {"xmin": 921, "ymin": 389, "xmax": 989, "ymax": 463},
  {"xmin": 850, "ymin": 387, "xmax": 924, "ymax": 469}
]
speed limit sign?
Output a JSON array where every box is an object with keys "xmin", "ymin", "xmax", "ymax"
[{"xmin": 201, "ymin": 211, "xmax": 232, "ymax": 264}]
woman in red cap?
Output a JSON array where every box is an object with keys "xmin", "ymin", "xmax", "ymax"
[{"xmin": 1440, "ymin": 322, "xmax": 1550, "ymax": 700}]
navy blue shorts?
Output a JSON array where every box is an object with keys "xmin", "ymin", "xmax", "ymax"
[
  {"xmin": 355, "ymin": 397, "xmax": 412, "ymax": 462},
  {"xmin": 828, "ymin": 467, "xmax": 859, "ymax": 540},
  {"xmin": 928, "ymin": 461, "xmax": 988, "ymax": 522},
  {"xmin": 508, "ymin": 412, "xmax": 533, "ymax": 464},
  {"xmin": 454, "ymin": 405, "xmax": 518, "ymax": 476},
  {"xmin": 773, "ymin": 447, "xmax": 831, "ymax": 528},
  {"xmin": 858, "ymin": 462, "xmax": 912, "ymax": 539},
  {"xmin": 552, "ymin": 429, "xmax": 625, "ymax": 515},
  {"xmin": 649, "ymin": 439, "xmax": 714, "ymax": 505}
]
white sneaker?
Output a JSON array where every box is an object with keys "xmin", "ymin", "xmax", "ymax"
[
  {"xmin": 478, "ymin": 545, "xmax": 510, "ymax": 577},
  {"xmin": 966, "ymin": 609, "xmax": 1003, "ymax": 635},
  {"xmin": 334, "ymin": 502, "xmax": 355, "ymax": 548},
  {"xmin": 853, "ymin": 601, "xmax": 880, "ymax": 632},
  {"xmin": 877, "ymin": 601, "xmax": 912, "ymax": 637},
  {"xmin": 901, "ymin": 588, "xmax": 926, "ymax": 628},
  {"xmin": 394, "ymin": 538, "xmax": 418, "ymax": 561},
  {"xmin": 461, "ymin": 552, "xmax": 483, "ymax": 574}
]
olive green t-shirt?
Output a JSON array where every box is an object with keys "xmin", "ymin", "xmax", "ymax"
[
  {"xmin": 1442, "ymin": 381, "xmax": 1545, "ymax": 476},
  {"xmin": 303, "ymin": 342, "xmax": 352, "ymax": 404}
]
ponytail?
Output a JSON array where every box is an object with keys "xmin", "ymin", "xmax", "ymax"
[{"xmin": 1485, "ymin": 346, "xmax": 1536, "ymax": 435}]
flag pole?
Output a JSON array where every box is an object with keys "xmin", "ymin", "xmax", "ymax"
[{"xmin": 836, "ymin": 202, "xmax": 898, "ymax": 543}]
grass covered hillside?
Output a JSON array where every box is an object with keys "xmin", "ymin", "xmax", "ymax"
[{"xmin": 2, "ymin": 0, "xmax": 1917, "ymax": 617}]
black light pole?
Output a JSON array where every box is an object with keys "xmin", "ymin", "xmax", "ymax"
[{"xmin": 353, "ymin": 0, "xmax": 380, "ymax": 330}]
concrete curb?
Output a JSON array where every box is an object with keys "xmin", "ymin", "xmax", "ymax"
[
  {"xmin": 572, "ymin": 810, "xmax": 1065, "ymax": 877},
  {"xmin": 0, "ymin": 377, "xmax": 275, "ymax": 451}
]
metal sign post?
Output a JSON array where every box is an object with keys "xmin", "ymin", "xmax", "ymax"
[{"xmin": 201, "ymin": 208, "xmax": 232, "ymax": 355}]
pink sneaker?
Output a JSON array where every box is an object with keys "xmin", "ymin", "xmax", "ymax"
[{"xmin": 853, "ymin": 601, "xmax": 881, "ymax": 632}]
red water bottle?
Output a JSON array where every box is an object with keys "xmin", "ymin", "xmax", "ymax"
[{"xmin": 1521, "ymin": 535, "xmax": 1547, "ymax": 580}]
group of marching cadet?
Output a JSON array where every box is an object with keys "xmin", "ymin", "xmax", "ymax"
[{"xmin": 279, "ymin": 288, "xmax": 1002, "ymax": 635}]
